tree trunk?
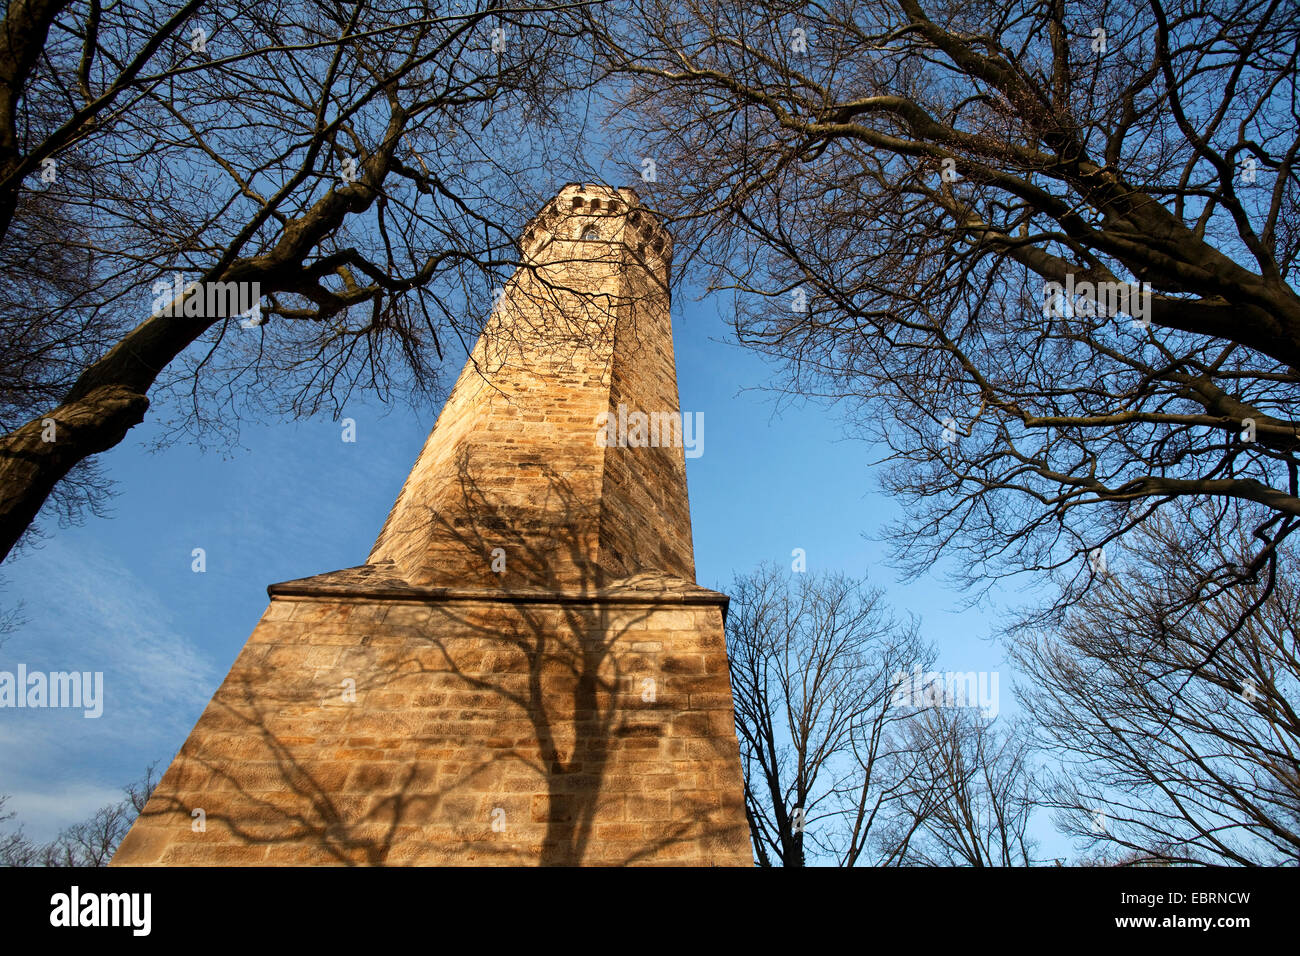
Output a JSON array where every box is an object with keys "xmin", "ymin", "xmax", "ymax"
[{"xmin": 0, "ymin": 383, "xmax": 149, "ymax": 560}]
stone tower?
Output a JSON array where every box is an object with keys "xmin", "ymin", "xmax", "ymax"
[{"xmin": 112, "ymin": 184, "xmax": 753, "ymax": 866}]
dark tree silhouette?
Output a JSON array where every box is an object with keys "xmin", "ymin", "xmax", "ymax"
[
  {"xmin": 724, "ymin": 564, "xmax": 936, "ymax": 865},
  {"xmin": 0, "ymin": 0, "xmax": 594, "ymax": 561},
  {"xmin": 1011, "ymin": 504, "xmax": 1300, "ymax": 865},
  {"xmin": 0, "ymin": 762, "xmax": 158, "ymax": 865},
  {"xmin": 587, "ymin": 0, "xmax": 1300, "ymax": 633}
]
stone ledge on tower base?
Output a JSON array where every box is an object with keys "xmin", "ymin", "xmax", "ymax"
[
  {"xmin": 111, "ymin": 578, "xmax": 752, "ymax": 867},
  {"xmin": 267, "ymin": 562, "xmax": 731, "ymax": 611}
]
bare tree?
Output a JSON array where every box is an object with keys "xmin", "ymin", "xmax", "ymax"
[
  {"xmin": 585, "ymin": 0, "xmax": 1300, "ymax": 633},
  {"xmin": 1011, "ymin": 503, "xmax": 1300, "ymax": 865},
  {"xmin": 0, "ymin": 762, "xmax": 159, "ymax": 866},
  {"xmin": 892, "ymin": 708, "xmax": 1038, "ymax": 866},
  {"xmin": 725, "ymin": 564, "xmax": 935, "ymax": 865},
  {"xmin": 0, "ymin": 593, "xmax": 22, "ymax": 645},
  {"xmin": 0, "ymin": 794, "xmax": 37, "ymax": 865},
  {"xmin": 0, "ymin": 0, "xmax": 597, "ymax": 561}
]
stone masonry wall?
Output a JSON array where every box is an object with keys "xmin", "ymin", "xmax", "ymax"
[
  {"xmin": 367, "ymin": 184, "xmax": 692, "ymax": 590},
  {"xmin": 113, "ymin": 585, "xmax": 751, "ymax": 865}
]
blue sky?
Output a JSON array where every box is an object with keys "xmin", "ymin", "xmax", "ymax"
[{"xmin": 0, "ymin": 272, "xmax": 1072, "ymax": 860}]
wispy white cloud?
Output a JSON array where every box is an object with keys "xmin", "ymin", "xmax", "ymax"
[
  {"xmin": 2, "ymin": 783, "xmax": 126, "ymax": 844},
  {"xmin": 0, "ymin": 535, "xmax": 215, "ymax": 839}
]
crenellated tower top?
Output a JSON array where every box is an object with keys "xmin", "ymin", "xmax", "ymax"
[{"xmin": 520, "ymin": 183, "xmax": 673, "ymax": 279}]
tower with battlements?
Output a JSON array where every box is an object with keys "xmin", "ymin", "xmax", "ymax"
[{"xmin": 112, "ymin": 184, "xmax": 753, "ymax": 866}]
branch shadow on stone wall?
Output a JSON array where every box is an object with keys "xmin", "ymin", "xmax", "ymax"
[{"xmin": 117, "ymin": 446, "xmax": 745, "ymax": 865}]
